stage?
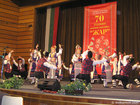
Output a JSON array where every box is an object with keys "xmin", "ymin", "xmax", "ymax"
[{"xmin": 0, "ymin": 80, "xmax": 140, "ymax": 105}]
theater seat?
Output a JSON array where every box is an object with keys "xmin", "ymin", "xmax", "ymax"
[{"xmin": 1, "ymin": 95, "xmax": 23, "ymax": 105}]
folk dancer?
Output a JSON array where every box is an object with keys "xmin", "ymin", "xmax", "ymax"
[
  {"xmin": 71, "ymin": 45, "xmax": 82, "ymax": 80},
  {"xmin": 93, "ymin": 54, "xmax": 102, "ymax": 83},
  {"xmin": 111, "ymin": 56, "xmax": 118, "ymax": 88},
  {"xmin": 112, "ymin": 54, "xmax": 133, "ymax": 89},
  {"xmin": 28, "ymin": 44, "xmax": 41, "ymax": 84},
  {"xmin": 12, "ymin": 56, "xmax": 27, "ymax": 79},
  {"xmin": 120, "ymin": 57, "xmax": 133, "ymax": 89},
  {"xmin": 4, "ymin": 50, "xmax": 14, "ymax": 79},
  {"xmin": 35, "ymin": 51, "xmax": 60, "ymax": 85},
  {"xmin": 62, "ymin": 62, "xmax": 74, "ymax": 81},
  {"xmin": 47, "ymin": 44, "xmax": 63, "ymax": 79},
  {"xmin": 78, "ymin": 49, "xmax": 109, "ymax": 85},
  {"xmin": 100, "ymin": 51, "xmax": 117, "ymax": 88},
  {"xmin": 130, "ymin": 61, "xmax": 140, "ymax": 88},
  {"xmin": 134, "ymin": 62, "xmax": 140, "ymax": 88}
]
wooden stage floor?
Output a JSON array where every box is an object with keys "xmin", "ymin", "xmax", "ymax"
[{"xmin": 0, "ymin": 80, "xmax": 140, "ymax": 105}]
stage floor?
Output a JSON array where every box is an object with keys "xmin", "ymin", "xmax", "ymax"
[{"xmin": 19, "ymin": 80, "xmax": 140, "ymax": 101}]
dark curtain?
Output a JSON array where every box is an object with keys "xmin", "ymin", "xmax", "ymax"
[
  {"xmin": 34, "ymin": 7, "xmax": 46, "ymax": 52},
  {"xmin": 56, "ymin": 6, "xmax": 84, "ymax": 78},
  {"xmin": 117, "ymin": 0, "xmax": 140, "ymax": 62},
  {"xmin": 34, "ymin": 0, "xmax": 140, "ymax": 78},
  {"xmin": 117, "ymin": 0, "xmax": 140, "ymax": 80}
]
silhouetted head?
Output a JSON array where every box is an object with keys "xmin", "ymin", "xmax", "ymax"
[
  {"xmin": 44, "ymin": 52, "xmax": 49, "ymax": 58},
  {"xmin": 88, "ymin": 51, "xmax": 93, "ymax": 59}
]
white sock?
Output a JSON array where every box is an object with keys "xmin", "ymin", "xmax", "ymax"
[
  {"xmin": 103, "ymin": 79, "xmax": 107, "ymax": 87},
  {"xmin": 112, "ymin": 80, "xmax": 116, "ymax": 87}
]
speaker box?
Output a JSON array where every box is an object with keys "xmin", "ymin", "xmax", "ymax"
[{"xmin": 37, "ymin": 79, "xmax": 61, "ymax": 91}]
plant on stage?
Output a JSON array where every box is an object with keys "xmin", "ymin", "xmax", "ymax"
[
  {"xmin": 0, "ymin": 75, "xmax": 24, "ymax": 89},
  {"xmin": 58, "ymin": 79, "xmax": 92, "ymax": 95}
]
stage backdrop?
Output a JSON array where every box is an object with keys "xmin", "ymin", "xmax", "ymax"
[{"xmin": 83, "ymin": 2, "xmax": 117, "ymax": 56}]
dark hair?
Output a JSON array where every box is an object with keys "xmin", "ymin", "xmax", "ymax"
[
  {"xmin": 129, "ymin": 58, "xmax": 134, "ymax": 64},
  {"xmin": 18, "ymin": 58, "xmax": 22, "ymax": 61},
  {"xmin": 88, "ymin": 51, "xmax": 93, "ymax": 58},
  {"xmin": 3, "ymin": 53, "xmax": 8, "ymax": 56},
  {"xmin": 97, "ymin": 54, "xmax": 102, "ymax": 60},
  {"xmin": 69, "ymin": 62, "xmax": 73, "ymax": 65},
  {"xmin": 45, "ymin": 52, "xmax": 49, "ymax": 57}
]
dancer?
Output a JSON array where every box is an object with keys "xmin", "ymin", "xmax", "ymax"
[
  {"xmin": 102, "ymin": 59, "xmax": 112, "ymax": 88},
  {"xmin": 117, "ymin": 52, "xmax": 123, "ymax": 75},
  {"xmin": 93, "ymin": 54, "xmax": 102, "ymax": 83},
  {"xmin": 71, "ymin": 45, "xmax": 82, "ymax": 80},
  {"xmin": 12, "ymin": 56, "xmax": 27, "ymax": 79},
  {"xmin": 28, "ymin": 44, "xmax": 41, "ymax": 84},
  {"xmin": 112, "ymin": 54, "xmax": 133, "ymax": 88},
  {"xmin": 35, "ymin": 51, "xmax": 60, "ymax": 85},
  {"xmin": 48, "ymin": 44, "xmax": 63, "ymax": 79},
  {"xmin": 4, "ymin": 50, "xmax": 14, "ymax": 79},
  {"xmin": 78, "ymin": 48, "xmax": 110, "ymax": 85},
  {"xmin": 119, "ymin": 57, "xmax": 133, "ymax": 89},
  {"xmin": 111, "ymin": 56, "xmax": 119, "ymax": 88},
  {"xmin": 62, "ymin": 62, "xmax": 74, "ymax": 81},
  {"xmin": 134, "ymin": 62, "xmax": 140, "ymax": 88},
  {"xmin": 100, "ymin": 51, "xmax": 117, "ymax": 88}
]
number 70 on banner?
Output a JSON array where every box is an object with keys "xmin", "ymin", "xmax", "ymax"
[{"xmin": 95, "ymin": 15, "xmax": 104, "ymax": 22}]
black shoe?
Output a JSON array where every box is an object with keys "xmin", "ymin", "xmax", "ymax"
[
  {"xmin": 124, "ymin": 87, "xmax": 128, "ymax": 89},
  {"xmin": 104, "ymin": 86, "xmax": 109, "ymax": 88}
]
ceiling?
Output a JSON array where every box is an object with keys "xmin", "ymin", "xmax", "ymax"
[{"xmin": 11, "ymin": 0, "xmax": 62, "ymax": 6}]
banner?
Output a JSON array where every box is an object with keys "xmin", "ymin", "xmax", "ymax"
[{"xmin": 83, "ymin": 2, "xmax": 117, "ymax": 56}]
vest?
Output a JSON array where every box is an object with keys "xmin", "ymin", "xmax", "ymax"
[
  {"xmin": 81, "ymin": 58, "xmax": 93, "ymax": 74},
  {"xmin": 35, "ymin": 58, "xmax": 50, "ymax": 74},
  {"xmin": 18, "ymin": 64, "xmax": 25, "ymax": 72},
  {"xmin": 4, "ymin": 63, "xmax": 12, "ymax": 73}
]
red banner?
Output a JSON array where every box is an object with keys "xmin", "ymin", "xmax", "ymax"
[{"xmin": 83, "ymin": 2, "xmax": 117, "ymax": 56}]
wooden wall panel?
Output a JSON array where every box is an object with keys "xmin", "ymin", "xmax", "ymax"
[
  {"xmin": 17, "ymin": 6, "xmax": 35, "ymax": 63},
  {"xmin": 0, "ymin": 0, "xmax": 74, "ymax": 76},
  {"xmin": 0, "ymin": 0, "xmax": 18, "ymax": 75},
  {"xmin": 0, "ymin": 0, "xmax": 18, "ymax": 53}
]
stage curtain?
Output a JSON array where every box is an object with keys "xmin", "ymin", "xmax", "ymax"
[
  {"xmin": 34, "ymin": 7, "xmax": 47, "ymax": 52},
  {"xmin": 117, "ymin": 0, "xmax": 140, "ymax": 62},
  {"xmin": 56, "ymin": 6, "xmax": 84, "ymax": 78},
  {"xmin": 116, "ymin": 0, "xmax": 140, "ymax": 79}
]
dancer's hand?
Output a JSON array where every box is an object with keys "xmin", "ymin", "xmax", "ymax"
[
  {"xmin": 106, "ymin": 57, "xmax": 111, "ymax": 62},
  {"xmin": 59, "ymin": 44, "xmax": 61, "ymax": 48},
  {"xmin": 10, "ymin": 50, "xmax": 14, "ymax": 53},
  {"xmin": 11, "ymin": 56, "xmax": 14, "ymax": 60},
  {"xmin": 36, "ymin": 44, "xmax": 39, "ymax": 48},
  {"xmin": 136, "ymin": 62, "xmax": 139, "ymax": 65},
  {"xmin": 57, "ymin": 66, "xmax": 61, "ymax": 70},
  {"xmin": 129, "ymin": 54, "xmax": 133, "ymax": 57}
]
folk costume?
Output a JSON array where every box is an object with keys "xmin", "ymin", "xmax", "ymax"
[
  {"xmin": 63, "ymin": 63, "xmax": 74, "ymax": 81},
  {"xmin": 4, "ymin": 51, "xmax": 13, "ymax": 79},
  {"xmin": 71, "ymin": 45, "xmax": 82, "ymax": 80},
  {"xmin": 47, "ymin": 45, "xmax": 63, "ymax": 79},
  {"xmin": 13, "ymin": 57, "xmax": 26, "ymax": 79},
  {"xmin": 78, "ymin": 50, "xmax": 107, "ymax": 85},
  {"xmin": 35, "ymin": 57, "xmax": 57, "ymax": 79},
  {"xmin": 28, "ymin": 46, "xmax": 41, "ymax": 84}
]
